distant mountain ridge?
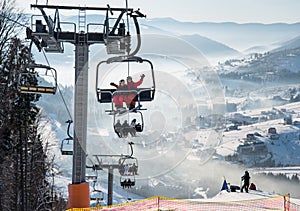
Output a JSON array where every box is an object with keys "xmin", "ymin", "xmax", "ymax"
[
  {"xmin": 141, "ymin": 18, "xmax": 300, "ymax": 51},
  {"xmin": 272, "ymin": 35, "xmax": 300, "ymax": 52},
  {"xmin": 41, "ymin": 13, "xmax": 300, "ymax": 53},
  {"xmin": 28, "ymin": 14, "xmax": 300, "ymax": 85}
]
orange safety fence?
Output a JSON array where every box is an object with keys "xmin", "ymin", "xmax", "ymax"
[{"xmin": 67, "ymin": 194, "xmax": 300, "ymax": 211}]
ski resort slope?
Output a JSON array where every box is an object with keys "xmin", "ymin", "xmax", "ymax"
[
  {"xmin": 45, "ymin": 99, "xmax": 300, "ymax": 209},
  {"xmin": 67, "ymin": 190, "xmax": 300, "ymax": 210}
]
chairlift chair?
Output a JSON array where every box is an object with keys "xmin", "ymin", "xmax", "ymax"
[
  {"xmin": 60, "ymin": 120, "xmax": 73, "ymax": 155},
  {"xmin": 120, "ymin": 175, "xmax": 135, "ymax": 188},
  {"xmin": 96, "ymin": 56, "xmax": 155, "ymax": 114},
  {"xmin": 60, "ymin": 138, "xmax": 73, "ymax": 155},
  {"xmin": 86, "ymin": 156, "xmax": 99, "ymax": 181},
  {"xmin": 90, "ymin": 189, "xmax": 104, "ymax": 201},
  {"xmin": 118, "ymin": 155, "xmax": 138, "ymax": 176},
  {"xmin": 18, "ymin": 63, "xmax": 57, "ymax": 95},
  {"xmin": 90, "ymin": 181, "xmax": 104, "ymax": 201},
  {"xmin": 86, "ymin": 168, "xmax": 98, "ymax": 182},
  {"xmin": 113, "ymin": 111, "xmax": 144, "ymax": 138}
]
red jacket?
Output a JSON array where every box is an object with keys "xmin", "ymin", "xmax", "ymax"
[{"xmin": 127, "ymin": 78, "xmax": 143, "ymax": 90}]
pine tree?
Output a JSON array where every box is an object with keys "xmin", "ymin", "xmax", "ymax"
[{"xmin": 0, "ymin": 1, "xmax": 66, "ymax": 210}]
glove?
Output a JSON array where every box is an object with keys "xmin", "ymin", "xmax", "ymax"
[
  {"xmin": 140, "ymin": 74, "xmax": 145, "ymax": 79},
  {"xmin": 110, "ymin": 82, "xmax": 116, "ymax": 86}
]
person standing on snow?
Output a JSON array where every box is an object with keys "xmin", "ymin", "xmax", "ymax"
[{"xmin": 241, "ymin": 170, "xmax": 251, "ymax": 193}]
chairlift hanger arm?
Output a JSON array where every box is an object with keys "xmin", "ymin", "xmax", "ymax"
[
  {"xmin": 128, "ymin": 142, "xmax": 134, "ymax": 157},
  {"xmin": 66, "ymin": 119, "xmax": 73, "ymax": 139}
]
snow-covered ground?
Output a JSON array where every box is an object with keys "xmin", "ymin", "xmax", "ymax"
[{"xmin": 43, "ymin": 102, "xmax": 300, "ymax": 207}]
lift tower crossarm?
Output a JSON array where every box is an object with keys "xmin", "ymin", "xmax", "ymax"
[{"xmin": 30, "ymin": 4, "xmax": 134, "ymax": 12}]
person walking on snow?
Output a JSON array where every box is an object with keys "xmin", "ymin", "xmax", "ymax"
[{"xmin": 241, "ymin": 170, "xmax": 250, "ymax": 193}]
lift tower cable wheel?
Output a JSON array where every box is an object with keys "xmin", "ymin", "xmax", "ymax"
[{"xmin": 29, "ymin": 3, "xmax": 146, "ymax": 209}]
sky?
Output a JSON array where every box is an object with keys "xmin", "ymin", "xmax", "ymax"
[{"xmin": 15, "ymin": 0, "xmax": 300, "ymax": 24}]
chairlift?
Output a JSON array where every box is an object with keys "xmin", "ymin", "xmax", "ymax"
[
  {"xmin": 60, "ymin": 138, "xmax": 73, "ymax": 155},
  {"xmin": 120, "ymin": 175, "xmax": 135, "ymax": 188},
  {"xmin": 118, "ymin": 155, "xmax": 138, "ymax": 176},
  {"xmin": 86, "ymin": 156, "xmax": 99, "ymax": 181},
  {"xmin": 96, "ymin": 56, "xmax": 155, "ymax": 114},
  {"xmin": 60, "ymin": 120, "xmax": 73, "ymax": 155},
  {"xmin": 90, "ymin": 181, "xmax": 104, "ymax": 201},
  {"xmin": 113, "ymin": 111, "xmax": 144, "ymax": 138},
  {"xmin": 18, "ymin": 63, "xmax": 57, "ymax": 95}
]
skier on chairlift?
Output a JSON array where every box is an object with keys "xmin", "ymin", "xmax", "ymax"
[
  {"xmin": 121, "ymin": 120, "xmax": 130, "ymax": 137},
  {"xmin": 126, "ymin": 74, "xmax": 145, "ymax": 110},
  {"xmin": 129, "ymin": 119, "xmax": 137, "ymax": 137},
  {"xmin": 110, "ymin": 79, "xmax": 127, "ymax": 111},
  {"xmin": 114, "ymin": 119, "xmax": 123, "ymax": 138}
]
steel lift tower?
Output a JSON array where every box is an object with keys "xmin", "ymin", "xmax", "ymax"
[{"xmin": 27, "ymin": 3, "xmax": 144, "ymax": 209}]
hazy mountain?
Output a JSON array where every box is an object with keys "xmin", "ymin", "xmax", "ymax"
[
  {"xmin": 180, "ymin": 34, "xmax": 242, "ymax": 59},
  {"xmin": 243, "ymin": 45, "xmax": 273, "ymax": 54},
  {"xmin": 272, "ymin": 35, "xmax": 300, "ymax": 52},
  {"xmin": 29, "ymin": 13, "xmax": 300, "ymax": 66},
  {"xmin": 141, "ymin": 18, "xmax": 300, "ymax": 51}
]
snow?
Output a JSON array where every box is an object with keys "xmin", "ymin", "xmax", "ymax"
[
  {"xmin": 195, "ymin": 190, "xmax": 276, "ymax": 202},
  {"xmin": 44, "ymin": 101, "xmax": 300, "ymax": 207}
]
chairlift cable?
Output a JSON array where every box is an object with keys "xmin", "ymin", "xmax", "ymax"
[
  {"xmin": 125, "ymin": 0, "xmax": 130, "ymax": 35},
  {"xmin": 41, "ymin": 49, "xmax": 73, "ymax": 121},
  {"xmin": 0, "ymin": 13, "xmax": 28, "ymax": 28},
  {"xmin": 127, "ymin": 61, "xmax": 130, "ymax": 76}
]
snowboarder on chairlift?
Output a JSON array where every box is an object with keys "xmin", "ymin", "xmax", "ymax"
[
  {"xmin": 241, "ymin": 170, "xmax": 251, "ymax": 193},
  {"xmin": 110, "ymin": 79, "xmax": 127, "ymax": 110},
  {"xmin": 126, "ymin": 74, "xmax": 145, "ymax": 110}
]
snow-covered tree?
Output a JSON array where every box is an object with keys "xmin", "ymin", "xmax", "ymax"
[
  {"xmin": 0, "ymin": 0, "xmax": 27, "ymax": 62},
  {"xmin": 0, "ymin": 1, "xmax": 66, "ymax": 210}
]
